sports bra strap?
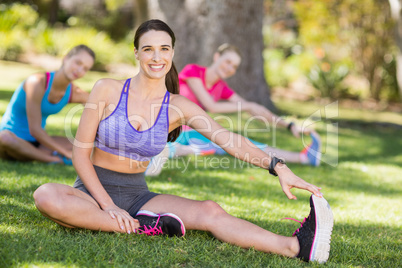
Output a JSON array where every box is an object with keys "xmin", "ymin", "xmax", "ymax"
[
  {"xmin": 123, "ymin": 78, "xmax": 131, "ymax": 94},
  {"xmin": 45, "ymin": 72, "xmax": 50, "ymax": 90},
  {"xmin": 163, "ymin": 91, "xmax": 170, "ymax": 104},
  {"xmin": 122, "ymin": 78, "xmax": 169, "ymax": 104}
]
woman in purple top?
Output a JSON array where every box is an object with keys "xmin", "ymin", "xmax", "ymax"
[{"xmin": 34, "ymin": 20, "xmax": 333, "ymax": 263}]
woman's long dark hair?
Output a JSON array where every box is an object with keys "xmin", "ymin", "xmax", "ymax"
[{"xmin": 134, "ymin": 19, "xmax": 181, "ymax": 142}]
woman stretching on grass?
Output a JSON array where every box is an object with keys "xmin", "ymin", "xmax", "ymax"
[
  {"xmin": 0, "ymin": 45, "xmax": 95, "ymax": 165},
  {"xmin": 33, "ymin": 19, "xmax": 334, "ymax": 263}
]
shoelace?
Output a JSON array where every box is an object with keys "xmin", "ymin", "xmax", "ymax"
[
  {"xmin": 136, "ymin": 214, "xmax": 163, "ymax": 236},
  {"xmin": 281, "ymin": 216, "xmax": 310, "ymax": 236}
]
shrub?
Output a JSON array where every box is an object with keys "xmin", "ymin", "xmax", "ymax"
[
  {"xmin": 0, "ymin": 3, "xmax": 38, "ymax": 31},
  {"xmin": 264, "ymin": 48, "xmax": 316, "ymax": 88},
  {"xmin": 0, "ymin": 3, "xmax": 135, "ymax": 70},
  {"xmin": 0, "ymin": 3, "xmax": 38, "ymax": 60},
  {"xmin": 307, "ymin": 60, "xmax": 349, "ymax": 99}
]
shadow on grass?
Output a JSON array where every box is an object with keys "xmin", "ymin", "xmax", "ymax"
[
  {"xmin": 0, "ymin": 160, "xmax": 77, "ymax": 214},
  {"xmin": 0, "ymin": 160, "xmax": 77, "ymax": 179},
  {"xmin": 148, "ymin": 159, "xmax": 283, "ymax": 200},
  {"xmin": 331, "ymin": 119, "xmax": 401, "ymax": 166},
  {"xmin": 148, "ymin": 152, "xmax": 400, "ymax": 204},
  {"xmin": 338, "ymin": 118, "xmax": 402, "ymax": 130},
  {"xmin": 308, "ymin": 165, "xmax": 400, "ymax": 198}
]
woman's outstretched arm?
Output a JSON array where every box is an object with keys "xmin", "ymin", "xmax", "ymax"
[{"xmin": 171, "ymin": 96, "xmax": 323, "ymax": 199}]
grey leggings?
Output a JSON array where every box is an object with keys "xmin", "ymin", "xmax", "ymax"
[{"xmin": 73, "ymin": 165, "xmax": 159, "ymax": 217}]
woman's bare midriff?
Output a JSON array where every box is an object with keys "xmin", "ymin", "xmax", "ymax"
[{"xmin": 91, "ymin": 147, "xmax": 149, "ymax": 174}]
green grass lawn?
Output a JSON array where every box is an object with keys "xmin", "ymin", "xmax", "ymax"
[{"xmin": 0, "ymin": 60, "xmax": 401, "ymax": 267}]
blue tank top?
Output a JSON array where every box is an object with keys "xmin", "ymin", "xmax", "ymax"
[
  {"xmin": 0, "ymin": 72, "xmax": 72, "ymax": 142},
  {"xmin": 95, "ymin": 78, "xmax": 170, "ymax": 162}
]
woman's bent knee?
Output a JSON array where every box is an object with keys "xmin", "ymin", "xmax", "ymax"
[
  {"xmin": 191, "ymin": 200, "xmax": 227, "ymax": 230},
  {"xmin": 0, "ymin": 130, "xmax": 17, "ymax": 148},
  {"xmin": 202, "ymin": 200, "xmax": 225, "ymax": 213},
  {"xmin": 33, "ymin": 183, "xmax": 65, "ymax": 214},
  {"xmin": 200, "ymin": 200, "xmax": 227, "ymax": 219}
]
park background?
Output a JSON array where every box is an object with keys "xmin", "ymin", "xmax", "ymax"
[{"xmin": 0, "ymin": 0, "xmax": 401, "ymax": 267}]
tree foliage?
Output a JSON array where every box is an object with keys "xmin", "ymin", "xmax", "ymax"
[
  {"xmin": 294, "ymin": 0, "xmax": 397, "ymax": 101},
  {"xmin": 0, "ymin": 3, "xmax": 135, "ymax": 69},
  {"xmin": 2, "ymin": 0, "xmax": 399, "ymax": 101}
]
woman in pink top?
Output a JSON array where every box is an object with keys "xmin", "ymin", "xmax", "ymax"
[{"xmin": 146, "ymin": 44, "xmax": 321, "ymax": 176}]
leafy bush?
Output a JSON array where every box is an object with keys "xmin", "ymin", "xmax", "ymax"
[
  {"xmin": 0, "ymin": 4, "xmax": 38, "ymax": 60},
  {"xmin": 294, "ymin": 0, "xmax": 397, "ymax": 101},
  {"xmin": 307, "ymin": 61, "xmax": 349, "ymax": 99},
  {"xmin": 263, "ymin": 24, "xmax": 317, "ymax": 88},
  {"xmin": 0, "ymin": 3, "xmax": 38, "ymax": 31},
  {"xmin": 0, "ymin": 3, "xmax": 135, "ymax": 70},
  {"xmin": 264, "ymin": 49, "xmax": 289, "ymax": 87},
  {"xmin": 264, "ymin": 48, "xmax": 316, "ymax": 88},
  {"xmin": 0, "ymin": 30, "xmax": 24, "ymax": 61},
  {"xmin": 33, "ymin": 26, "xmax": 135, "ymax": 70},
  {"xmin": 379, "ymin": 54, "xmax": 400, "ymax": 102}
]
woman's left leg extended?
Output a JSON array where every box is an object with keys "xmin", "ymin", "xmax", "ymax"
[{"xmin": 140, "ymin": 194, "xmax": 299, "ymax": 257}]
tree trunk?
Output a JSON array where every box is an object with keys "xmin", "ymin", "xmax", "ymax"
[
  {"xmin": 148, "ymin": 0, "xmax": 276, "ymax": 110},
  {"xmin": 48, "ymin": 0, "xmax": 59, "ymax": 26},
  {"xmin": 133, "ymin": 0, "xmax": 150, "ymax": 29},
  {"xmin": 389, "ymin": 0, "xmax": 402, "ymax": 100}
]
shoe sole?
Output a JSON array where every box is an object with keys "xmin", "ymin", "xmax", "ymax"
[
  {"xmin": 136, "ymin": 210, "xmax": 186, "ymax": 237},
  {"xmin": 310, "ymin": 195, "xmax": 334, "ymax": 263}
]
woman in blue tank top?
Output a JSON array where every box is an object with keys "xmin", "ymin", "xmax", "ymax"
[
  {"xmin": 33, "ymin": 20, "xmax": 334, "ymax": 263},
  {"xmin": 0, "ymin": 45, "xmax": 95, "ymax": 164}
]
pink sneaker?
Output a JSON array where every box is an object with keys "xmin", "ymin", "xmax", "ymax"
[
  {"xmin": 284, "ymin": 195, "xmax": 334, "ymax": 263},
  {"xmin": 134, "ymin": 210, "xmax": 185, "ymax": 237}
]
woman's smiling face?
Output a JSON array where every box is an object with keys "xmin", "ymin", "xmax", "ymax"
[
  {"xmin": 215, "ymin": 51, "xmax": 241, "ymax": 79},
  {"xmin": 62, "ymin": 50, "xmax": 94, "ymax": 81},
  {"xmin": 135, "ymin": 30, "xmax": 174, "ymax": 80}
]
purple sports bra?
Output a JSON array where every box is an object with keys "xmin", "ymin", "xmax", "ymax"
[{"xmin": 95, "ymin": 79, "xmax": 170, "ymax": 162}]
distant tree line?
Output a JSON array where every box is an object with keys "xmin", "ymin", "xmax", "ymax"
[{"xmin": 2, "ymin": 0, "xmax": 400, "ymax": 102}]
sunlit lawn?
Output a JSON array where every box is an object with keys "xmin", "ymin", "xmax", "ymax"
[{"xmin": 0, "ymin": 60, "xmax": 401, "ymax": 267}]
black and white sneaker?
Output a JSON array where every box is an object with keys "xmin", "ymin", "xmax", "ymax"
[
  {"xmin": 286, "ymin": 195, "xmax": 334, "ymax": 263},
  {"xmin": 134, "ymin": 210, "xmax": 186, "ymax": 237}
]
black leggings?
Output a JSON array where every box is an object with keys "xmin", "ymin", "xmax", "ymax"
[{"xmin": 73, "ymin": 165, "xmax": 159, "ymax": 217}]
